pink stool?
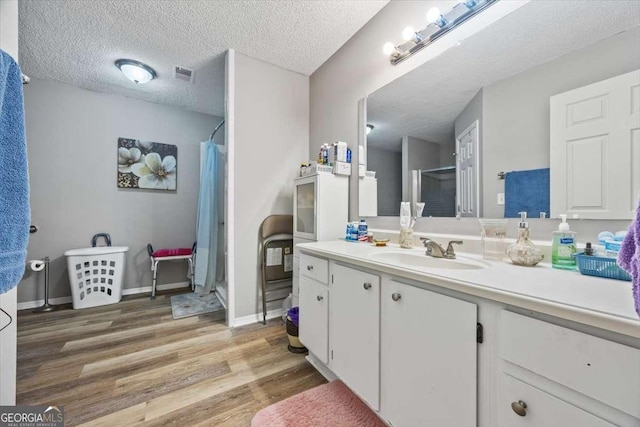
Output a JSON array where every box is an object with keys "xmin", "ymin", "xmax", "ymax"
[{"xmin": 146, "ymin": 243, "xmax": 195, "ymax": 299}]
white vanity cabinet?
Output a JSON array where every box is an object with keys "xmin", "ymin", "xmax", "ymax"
[
  {"xmin": 330, "ymin": 264, "xmax": 380, "ymax": 409},
  {"xmin": 381, "ymin": 279, "xmax": 478, "ymax": 427},
  {"xmin": 297, "ymin": 241, "xmax": 640, "ymax": 427}
]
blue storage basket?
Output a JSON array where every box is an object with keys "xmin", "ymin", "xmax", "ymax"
[{"xmin": 574, "ymin": 253, "xmax": 631, "ymax": 281}]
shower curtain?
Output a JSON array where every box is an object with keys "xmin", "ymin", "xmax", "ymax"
[{"xmin": 194, "ymin": 141, "xmax": 221, "ymax": 294}]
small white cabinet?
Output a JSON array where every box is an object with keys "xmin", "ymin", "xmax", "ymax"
[
  {"xmin": 299, "ymin": 276, "xmax": 329, "ymax": 363},
  {"xmin": 380, "ymin": 279, "xmax": 478, "ymax": 427},
  {"xmin": 330, "ymin": 264, "xmax": 380, "ymax": 409}
]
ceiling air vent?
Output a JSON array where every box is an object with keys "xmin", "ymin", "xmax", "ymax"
[{"xmin": 173, "ymin": 66, "xmax": 195, "ymax": 83}]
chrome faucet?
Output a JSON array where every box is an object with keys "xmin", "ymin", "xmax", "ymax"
[{"xmin": 420, "ymin": 238, "xmax": 463, "ymax": 259}]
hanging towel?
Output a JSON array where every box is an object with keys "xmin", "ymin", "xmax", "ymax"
[
  {"xmin": 0, "ymin": 50, "xmax": 30, "ymax": 294},
  {"xmin": 618, "ymin": 199, "xmax": 640, "ymax": 317},
  {"xmin": 194, "ymin": 142, "xmax": 219, "ymax": 293},
  {"xmin": 504, "ymin": 168, "xmax": 550, "ymax": 218}
]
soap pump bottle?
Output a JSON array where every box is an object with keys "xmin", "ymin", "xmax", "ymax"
[
  {"xmin": 552, "ymin": 214, "xmax": 577, "ymax": 270},
  {"xmin": 506, "ymin": 212, "xmax": 544, "ymax": 267}
]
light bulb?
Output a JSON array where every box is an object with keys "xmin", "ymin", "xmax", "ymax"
[
  {"xmin": 402, "ymin": 27, "xmax": 416, "ymax": 42},
  {"xmin": 426, "ymin": 7, "xmax": 441, "ymax": 24},
  {"xmin": 383, "ymin": 42, "xmax": 396, "ymax": 56}
]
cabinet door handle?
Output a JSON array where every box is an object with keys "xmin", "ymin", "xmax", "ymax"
[
  {"xmin": 363, "ymin": 282, "xmax": 372, "ymax": 290},
  {"xmin": 307, "ymin": 265, "xmax": 314, "ymax": 271},
  {"xmin": 511, "ymin": 400, "xmax": 527, "ymax": 417},
  {"xmin": 316, "ymin": 295, "xmax": 324, "ymax": 302},
  {"xmin": 391, "ymin": 292, "xmax": 401, "ymax": 302}
]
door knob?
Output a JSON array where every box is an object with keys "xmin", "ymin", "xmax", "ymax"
[
  {"xmin": 307, "ymin": 265, "xmax": 313, "ymax": 271},
  {"xmin": 511, "ymin": 400, "xmax": 527, "ymax": 417},
  {"xmin": 363, "ymin": 282, "xmax": 372, "ymax": 290},
  {"xmin": 391, "ymin": 293, "xmax": 401, "ymax": 301},
  {"xmin": 316, "ymin": 295, "xmax": 323, "ymax": 301}
]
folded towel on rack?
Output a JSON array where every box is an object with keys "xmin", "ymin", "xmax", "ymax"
[
  {"xmin": 0, "ymin": 50, "xmax": 30, "ymax": 294},
  {"xmin": 618, "ymin": 199, "xmax": 640, "ymax": 317},
  {"xmin": 504, "ymin": 168, "xmax": 550, "ymax": 218}
]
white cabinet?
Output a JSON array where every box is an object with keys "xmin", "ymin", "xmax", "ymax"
[
  {"xmin": 497, "ymin": 373, "xmax": 614, "ymax": 427},
  {"xmin": 330, "ymin": 264, "xmax": 380, "ymax": 409},
  {"xmin": 299, "ymin": 277, "xmax": 329, "ymax": 363},
  {"xmin": 358, "ymin": 176, "xmax": 377, "ymax": 217},
  {"xmin": 499, "ymin": 310, "xmax": 640, "ymax": 424},
  {"xmin": 550, "ymin": 69, "xmax": 640, "ymax": 220},
  {"xmin": 293, "ymin": 173, "xmax": 348, "ymax": 242},
  {"xmin": 380, "ymin": 279, "xmax": 478, "ymax": 427}
]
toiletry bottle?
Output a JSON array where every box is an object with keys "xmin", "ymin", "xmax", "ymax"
[
  {"xmin": 584, "ymin": 242, "xmax": 594, "ymax": 256},
  {"xmin": 552, "ymin": 214, "xmax": 577, "ymax": 270},
  {"xmin": 358, "ymin": 219, "xmax": 368, "ymax": 242},
  {"xmin": 506, "ymin": 212, "xmax": 544, "ymax": 266}
]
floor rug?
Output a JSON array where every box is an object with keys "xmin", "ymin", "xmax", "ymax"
[
  {"xmin": 251, "ymin": 380, "xmax": 386, "ymax": 427},
  {"xmin": 170, "ymin": 292, "xmax": 224, "ymax": 320}
]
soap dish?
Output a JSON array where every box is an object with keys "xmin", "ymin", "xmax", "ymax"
[{"xmin": 373, "ymin": 239, "xmax": 389, "ymax": 247}]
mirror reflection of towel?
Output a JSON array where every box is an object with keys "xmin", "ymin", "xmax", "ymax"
[{"xmin": 504, "ymin": 168, "xmax": 550, "ymax": 218}]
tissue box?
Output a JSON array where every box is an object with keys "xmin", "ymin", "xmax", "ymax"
[
  {"xmin": 335, "ymin": 141, "xmax": 348, "ymax": 163},
  {"xmin": 333, "ymin": 161, "xmax": 351, "ymax": 176}
]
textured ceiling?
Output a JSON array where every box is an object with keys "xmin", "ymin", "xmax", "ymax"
[
  {"xmin": 18, "ymin": 0, "xmax": 388, "ymax": 117},
  {"xmin": 367, "ymin": 0, "xmax": 640, "ymax": 152}
]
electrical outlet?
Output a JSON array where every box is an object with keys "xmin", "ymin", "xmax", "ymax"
[{"xmin": 497, "ymin": 193, "xmax": 505, "ymax": 205}]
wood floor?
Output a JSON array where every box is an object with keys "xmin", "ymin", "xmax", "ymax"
[{"xmin": 16, "ymin": 290, "xmax": 326, "ymax": 426}]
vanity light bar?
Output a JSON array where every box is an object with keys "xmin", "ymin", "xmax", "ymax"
[{"xmin": 386, "ymin": 0, "xmax": 499, "ymax": 66}]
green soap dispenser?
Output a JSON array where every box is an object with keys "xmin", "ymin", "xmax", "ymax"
[{"xmin": 552, "ymin": 214, "xmax": 577, "ymax": 270}]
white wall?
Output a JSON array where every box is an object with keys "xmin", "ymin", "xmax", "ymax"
[
  {"xmin": 19, "ymin": 79, "xmax": 220, "ymax": 303},
  {"xmin": 368, "ymin": 147, "xmax": 401, "ymax": 216},
  {"xmin": 231, "ymin": 52, "xmax": 309, "ymax": 320},
  {"xmin": 0, "ymin": 0, "xmax": 19, "ymax": 406},
  {"xmin": 402, "ymin": 136, "xmax": 441, "ymax": 201},
  {"xmin": 310, "ymin": 1, "xmax": 528, "ymax": 220},
  {"xmin": 482, "ymin": 27, "xmax": 640, "ymax": 218}
]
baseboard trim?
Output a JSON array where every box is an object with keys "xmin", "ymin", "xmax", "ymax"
[
  {"xmin": 305, "ymin": 354, "xmax": 338, "ymax": 382},
  {"xmin": 17, "ymin": 281, "xmax": 190, "ymax": 310},
  {"xmin": 233, "ymin": 308, "xmax": 282, "ymax": 327}
]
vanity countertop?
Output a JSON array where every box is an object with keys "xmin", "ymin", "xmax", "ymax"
[{"xmin": 297, "ymin": 240, "xmax": 640, "ymax": 339}]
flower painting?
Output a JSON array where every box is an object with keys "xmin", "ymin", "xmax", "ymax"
[{"xmin": 117, "ymin": 138, "xmax": 177, "ymax": 191}]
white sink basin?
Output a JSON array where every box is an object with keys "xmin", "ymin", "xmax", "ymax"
[{"xmin": 369, "ymin": 251, "xmax": 489, "ymax": 270}]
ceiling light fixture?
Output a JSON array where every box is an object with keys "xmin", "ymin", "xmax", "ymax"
[
  {"xmin": 115, "ymin": 59, "xmax": 157, "ymax": 84},
  {"xmin": 382, "ymin": 0, "xmax": 498, "ymax": 66},
  {"xmin": 366, "ymin": 124, "xmax": 375, "ymax": 135}
]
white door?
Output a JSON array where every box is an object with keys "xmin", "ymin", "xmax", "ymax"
[
  {"xmin": 330, "ymin": 265, "xmax": 380, "ymax": 410},
  {"xmin": 298, "ymin": 277, "xmax": 328, "ymax": 363},
  {"xmin": 550, "ymin": 69, "xmax": 640, "ymax": 219},
  {"xmin": 456, "ymin": 120, "xmax": 480, "ymax": 217},
  {"xmin": 381, "ymin": 280, "xmax": 478, "ymax": 427}
]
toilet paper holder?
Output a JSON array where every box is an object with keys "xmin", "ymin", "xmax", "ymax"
[{"xmin": 33, "ymin": 257, "xmax": 58, "ymax": 313}]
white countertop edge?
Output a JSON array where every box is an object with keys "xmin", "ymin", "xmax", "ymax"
[{"xmin": 298, "ymin": 244, "xmax": 640, "ymax": 339}]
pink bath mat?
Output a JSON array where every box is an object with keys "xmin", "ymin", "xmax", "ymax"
[{"xmin": 251, "ymin": 380, "xmax": 386, "ymax": 427}]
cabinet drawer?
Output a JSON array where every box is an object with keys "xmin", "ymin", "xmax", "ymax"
[
  {"xmin": 500, "ymin": 311, "xmax": 640, "ymax": 418},
  {"xmin": 300, "ymin": 253, "xmax": 329, "ymax": 284},
  {"xmin": 497, "ymin": 373, "xmax": 614, "ymax": 427}
]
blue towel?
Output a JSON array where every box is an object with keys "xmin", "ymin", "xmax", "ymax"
[
  {"xmin": 0, "ymin": 50, "xmax": 30, "ymax": 294},
  {"xmin": 504, "ymin": 168, "xmax": 549, "ymax": 218}
]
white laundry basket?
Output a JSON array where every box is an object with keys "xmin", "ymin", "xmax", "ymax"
[{"xmin": 64, "ymin": 246, "xmax": 129, "ymax": 309}]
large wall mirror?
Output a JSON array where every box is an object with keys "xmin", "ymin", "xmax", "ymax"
[{"xmin": 359, "ymin": 1, "xmax": 640, "ymax": 221}]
